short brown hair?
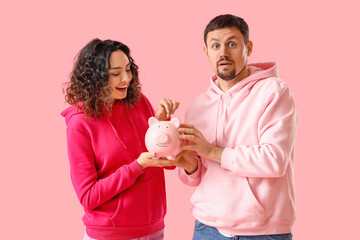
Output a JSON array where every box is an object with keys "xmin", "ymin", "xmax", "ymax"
[{"xmin": 204, "ymin": 14, "xmax": 249, "ymax": 45}]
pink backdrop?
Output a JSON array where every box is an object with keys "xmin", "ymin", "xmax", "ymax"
[{"xmin": 1, "ymin": 0, "xmax": 359, "ymax": 239}]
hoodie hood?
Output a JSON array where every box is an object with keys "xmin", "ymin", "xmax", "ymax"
[
  {"xmin": 205, "ymin": 62, "xmax": 280, "ymax": 148},
  {"xmin": 60, "ymin": 102, "xmax": 140, "ymax": 149},
  {"xmin": 61, "ymin": 104, "xmax": 84, "ymax": 126},
  {"xmin": 209, "ymin": 62, "xmax": 279, "ymax": 96}
]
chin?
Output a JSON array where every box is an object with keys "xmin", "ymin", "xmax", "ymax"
[{"xmin": 112, "ymin": 94, "xmax": 127, "ymax": 100}]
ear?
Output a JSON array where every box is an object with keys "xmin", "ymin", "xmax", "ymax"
[
  {"xmin": 170, "ymin": 118, "xmax": 180, "ymax": 128},
  {"xmin": 204, "ymin": 46, "xmax": 209, "ymax": 61},
  {"xmin": 148, "ymin": 117, "xmax": 159, "ymax": 126},
  {"xmin": 246, "ymin": 40, "xmax": 253, "ymax": 57}
]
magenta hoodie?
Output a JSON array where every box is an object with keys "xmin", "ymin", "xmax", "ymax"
[
  {"xmin": 61, "ymin": 94, "xmax": 169, "ymax": 239},
  {"xmin": 179, "ymin": 62, "xmax": 298, "ymax": 235}
]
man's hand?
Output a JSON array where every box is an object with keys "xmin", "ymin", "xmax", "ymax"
[
  {"xmin": 178, "ymin": 124, "xmax": 224, "ymax": 163},
  {"xmin": 155, "ymin": 98, "xmax": 180, "ymax": 121},
  {"xmin": 174, "ymin": 150, "xmax": 198, "ymax": 175}
]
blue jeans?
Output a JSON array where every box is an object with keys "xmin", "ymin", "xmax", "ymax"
[{"xmin": 192, "ymin": 220, "xmax": 292, "ymax": 240}]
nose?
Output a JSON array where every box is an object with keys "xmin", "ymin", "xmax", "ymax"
[
  {"xmin": 219, "ymin": 45, "xmax": 229, "ymax": 58},
  {"xmin": 157, "ymin": 133, "xmax": 169, "ymax": 144},
  {"xmin": 122, "ymin": 71, "xmax": 130, "ymax": 83}
]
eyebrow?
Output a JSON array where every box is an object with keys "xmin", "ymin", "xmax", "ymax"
[
  {"xmin": 210, "ymin": 35, "xmax": 238, "ymax": 42},
  {"xmin": 109, "ymin": 62, "xmax": 131, "ymax": 70},
  {"xmin": 226, "ymin": 36, "xmax": 237, "ymax": 41}
]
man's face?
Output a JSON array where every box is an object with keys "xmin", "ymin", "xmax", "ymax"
[{"xmin": 205, "ymin": 27, "xmax": 250, "ymax": 81}]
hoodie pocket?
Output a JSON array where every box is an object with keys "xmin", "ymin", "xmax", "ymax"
[
  {"xmin": 110, "ymin": 171, "xmax": 166, "ymax": 227},
  {"xmin": 244, "ymin": 177, "xmax": 266, "ymax": 216},
  {"xmin": 191, "ymin": 167, "xmax": 266, "ymax": 229}
]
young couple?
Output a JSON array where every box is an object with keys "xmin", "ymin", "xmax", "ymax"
[{"xmin": 62, "ymin": 14, "xmax": 297, "ymax": 240}]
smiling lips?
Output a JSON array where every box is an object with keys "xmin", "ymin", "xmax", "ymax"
[{"xmin": 116, "ymin": 86, "xmax": 127, "ymax": 92}]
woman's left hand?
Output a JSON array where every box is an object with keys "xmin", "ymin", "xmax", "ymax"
[{"xmin": 155, "ymin": 98, "xmax": 180, "ymax": 120}]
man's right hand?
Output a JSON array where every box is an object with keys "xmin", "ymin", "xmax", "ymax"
[{"xmin": 174, "ymin": 150, "xmax": 198, "ymax": 175}]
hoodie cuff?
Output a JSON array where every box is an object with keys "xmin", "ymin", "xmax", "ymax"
[
  {"xmin": 127, "ymin": 160, "xmax": 145, "ymax": 179},
  {"xmin": 221, "ymin": 147, "xmax": 234, "ymax": 172},
  {"xmin": 178, "ymin": 157, "xmax": 202, "ymax": 186}
]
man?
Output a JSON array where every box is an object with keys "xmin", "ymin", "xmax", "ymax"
[{"xmin": 175, "ymin": 14, "xmax": 297, "ymax": 240}]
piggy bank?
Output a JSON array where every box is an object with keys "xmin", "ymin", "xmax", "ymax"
[{"xmin": 145, "ymin": 117, "xmax": 182, "ymax": 160}]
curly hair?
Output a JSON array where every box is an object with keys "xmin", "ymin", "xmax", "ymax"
[{"xmin": 64, "ymin": 39, "xmax": 141, "ymax": 118}]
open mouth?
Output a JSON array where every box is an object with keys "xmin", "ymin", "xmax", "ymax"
[
  {"xmin": 218, "ymin": 62, "xmax": 232, "ymax": 67},
  {"xmin": 116, "ymin": 86, "xmax": 127, "ymax": 92},
  {"xmin": 156, "ymin": 144, "xmax": 167, "ymax": 147}
]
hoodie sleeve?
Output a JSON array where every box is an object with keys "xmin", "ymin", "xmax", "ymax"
[
  {"xmin": 221, "ymin": 84, "xmax": 298, "ymax": 178},
  {"xmin": 177, "ymin": 153, "xmax": 203, "ymax": 186},
  {"xmin": 66, "ymin": 127, "xmax": 144, "ymax": 211}
]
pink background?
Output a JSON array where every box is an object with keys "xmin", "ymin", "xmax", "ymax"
[{"xmin": 1, "ymin": 0, "xmax": 359, "ymax": 239}]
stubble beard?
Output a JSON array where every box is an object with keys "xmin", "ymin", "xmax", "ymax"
[{"xmin": 217, "ymin": 68, "xmax": 237, "ymax": 81}]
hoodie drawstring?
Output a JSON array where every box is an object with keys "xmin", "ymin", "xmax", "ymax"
[
  {"xmin": 124, "ymin": 106, "xmax": 142, "ymax": 147},
  {"xmin": 216, "ymin": 94, "xmax": 230, "ymax": 146},
  {"xmin": 104, "ymin": 110, "xmax": 128, "ymax": 150}
]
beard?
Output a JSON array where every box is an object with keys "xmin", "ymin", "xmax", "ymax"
[
  {"xmin": 216, "ymin": 57, "xmax": 237, "ymax": 81},
  {"xmin": 217, "ymin": 68, "xmax": 236, "ymax": 81}
]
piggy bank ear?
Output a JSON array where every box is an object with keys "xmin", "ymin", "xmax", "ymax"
[
  {"xmin": 148, "ymin": 117, "xmax": 159, "ymax": 126},
  {"xmin": 170, "ymin": 118, "xmax": 180, "ymax": 128}
]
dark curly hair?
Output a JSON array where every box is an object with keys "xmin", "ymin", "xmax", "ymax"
[{"xmin": 64, "ymin": 38, "xmax": 141, "ymax": 118}]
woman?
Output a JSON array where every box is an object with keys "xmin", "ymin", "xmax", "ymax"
[{"xmin": 62, "ymin": 39, "xmax": 179, "ymax": 240}]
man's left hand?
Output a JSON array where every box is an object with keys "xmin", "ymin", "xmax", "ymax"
[{"xmin": 178, "ymin": 124, "xmax": 224, "ymax": 163}]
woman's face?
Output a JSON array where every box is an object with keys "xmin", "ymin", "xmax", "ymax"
[{"xmin": 107, "ymin": 50, "xmax": 132, "ymax": 100}]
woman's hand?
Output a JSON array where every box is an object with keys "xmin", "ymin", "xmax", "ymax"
[
  {"xmin": 136, "ymin": 152, "xmax": 175, "ymax": 170},
  {"xmin": 155, "ymin": 98, "xmax": 180, "ymax": 121}
]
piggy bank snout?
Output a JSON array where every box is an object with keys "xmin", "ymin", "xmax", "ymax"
[{"xmin": 157, "ymin": 133, "xmax": 169, "ymax": 144}]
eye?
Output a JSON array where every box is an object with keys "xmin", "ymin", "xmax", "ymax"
[
  {"xmin": 229, "ymin": 42, "xmax": 236, "ymax": 48},
  {"xmin": 112, "ymin": 73, "xmax": 120, "ymax": 76},
  {"xmin": 212, "ymin": 43, "xmax": 220, "ymax": 49},
  {"xmin": 125, "ymin": 69, "xmax": 131, "ymax": 73}
]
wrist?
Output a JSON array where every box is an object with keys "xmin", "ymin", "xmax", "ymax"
[
  {"xmin": 204, "ymin": 144, "xmax": 214, "ymax": 159},
  {"xmin": 137, "ymin": 159, "xmax": 147, "ymax": 170},
  {"xmin": 184, "ymin": 161, "xmax": 198, "ymax": 175},
  {"xmin": 206, "ymin": 145, "xmax": 224, "ymax": 163}
]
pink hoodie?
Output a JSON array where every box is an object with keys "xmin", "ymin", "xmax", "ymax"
[{"xmin": 179, "ymin": 62, "xmax": 298, "ymax": 235}]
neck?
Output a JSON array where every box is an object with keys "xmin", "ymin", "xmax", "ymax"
[{"xmin": 218, "ymin": 67, "xmax": 250, "ymax": 92}]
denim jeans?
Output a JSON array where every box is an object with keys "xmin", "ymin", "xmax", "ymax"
[{"xmin": 192, "ymin": 220, "xmax": 292, "ymax": 240}]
